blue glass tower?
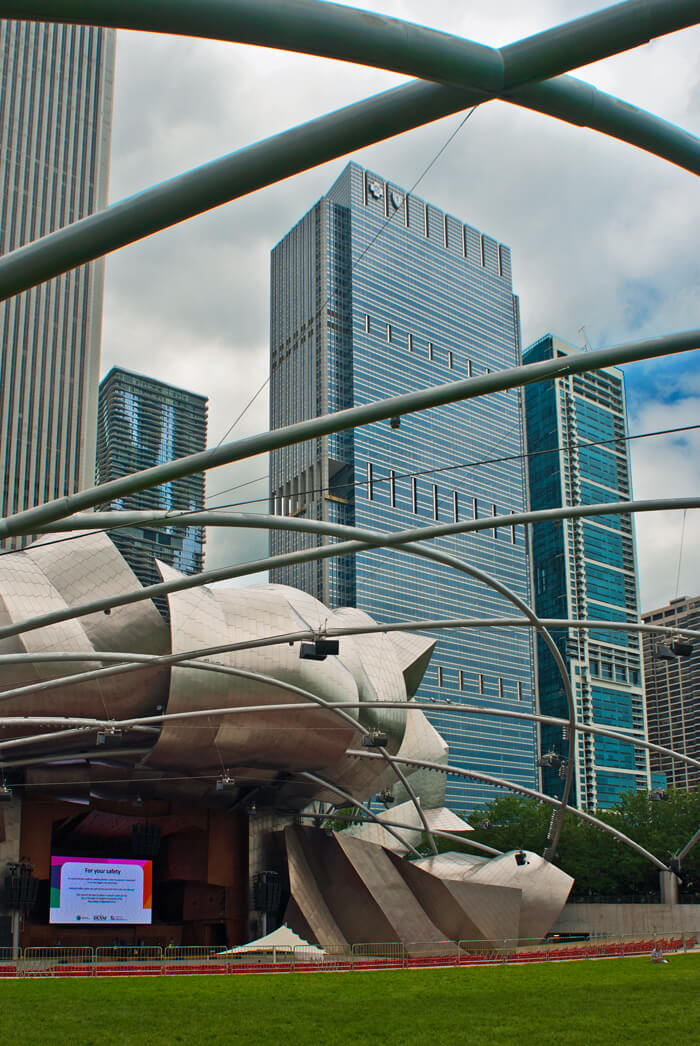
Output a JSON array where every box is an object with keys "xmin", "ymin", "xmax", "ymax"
[
  {"xmin": 523, "ymin": 334, "xmax": 651, "ymax": 808},
  {"xmin": 269, "ymin": 163, "xmax": 536, "ymax": 810},
  {"xmin": 96, "ymin": 367, "xmax": 208, "ymax": 617}
]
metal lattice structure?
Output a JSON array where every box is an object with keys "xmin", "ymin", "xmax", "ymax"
[{"xmin": 0, "ymin": 0, "xmax": 698, "ymax": 879}]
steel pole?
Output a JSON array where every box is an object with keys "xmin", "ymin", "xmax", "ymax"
[{"xmin": 0, "ymin": 334, "xmax": 698, "ymax": 541}]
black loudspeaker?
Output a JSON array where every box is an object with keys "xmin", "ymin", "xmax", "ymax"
[
  {"xmin": 131, "ymin": 823, "xmax": 162, "ymax": 859},
  {"xmin": 253, "ymin": 871, "xmax": 282, "ymax": 913},
  {"xmin": 4, "ymin": 873, "xmax": 39, "ymax": 912},
  {"xmin": 0, "ymin": 916, "xmax": 11, "ymax": 948}
]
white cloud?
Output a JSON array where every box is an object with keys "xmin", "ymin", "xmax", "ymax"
[{"xmin": 629, "ymin": 390, "xmax": 700, "ymax": 610}]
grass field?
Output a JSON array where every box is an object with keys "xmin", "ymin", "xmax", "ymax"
[{"xmin": 1, "ymin": 956, "xmax": 696, "ymax": 1045}]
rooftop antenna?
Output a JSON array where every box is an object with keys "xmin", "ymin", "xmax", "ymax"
[{"xmin": 578, "ymin": 325, "xmax": 592, "ymax": 351}]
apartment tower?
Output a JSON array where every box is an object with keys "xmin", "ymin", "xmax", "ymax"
[
  {"xmin": 642, "ymin": 595, "xmax": 699, "ymax": 791},
  {"xmin": 96, "ymin": 367, "xmax": 208, "ymax": 616},
  {"xmin": 524, "ymin": 334, "xmax": 651, "ymax": 808}
]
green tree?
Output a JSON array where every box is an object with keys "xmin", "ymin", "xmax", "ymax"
[{"xmin": 444, "ymin": 788, "xmax": 700, "ymax": 900}]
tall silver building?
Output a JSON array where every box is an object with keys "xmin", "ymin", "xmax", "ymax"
[{"xmin": 0, "ymin": 19, "xmax": 115, "ymax": 548}]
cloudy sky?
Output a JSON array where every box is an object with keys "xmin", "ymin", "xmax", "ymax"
[{"xmin": 99, "ymin": 0, "xmax": 700, "ymax": 613}]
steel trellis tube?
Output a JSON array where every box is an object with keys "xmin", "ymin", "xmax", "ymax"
[
  {"xmin": 0, "ymin": 333, "xmax": 698, "ymax": 541},
  {"xmin": 295, "ymin": 810, "xmax": 504, "ymax": 857},
  {"xmin": 298, "ymin": 771, "xmax": 423, "ymax": 859},
  {"xmin": 347, "ymin": 750, "xmax": 670, "ymax": 872},
  {"xmin": 4, "ymin": 503, "xmax": 700, "ymax": 847},
  {"xmin": 0, "ymin": 0, "xmax": 697, "ymax": 218},
  {"xmin": 0, "ymin": 517, "xmax": 577, "ymax": 854},
  {"xmin": 5, "ymin": 0, "xmax": 699, "ymax": 90},
  {"xmin": 4, "ymin": 502, "xmax": 699, "ymax": 850},
  {"xmin": 0, "ymin": 86, "xmax": 697, "ymax": 308},
  {"xmin": 11, "ymin": 496, "xmax": 698, "ymax": 644},
  {"xmin": 3, "ymin": 670, "xmax": 697, "ymax": 864},
  {"xmin": 0, "ymin": 533, "xmax": 576, "ymax": 856},
  {"xmin": 2, "ymin": 694, "xmax": 698, "ymax": 772}
]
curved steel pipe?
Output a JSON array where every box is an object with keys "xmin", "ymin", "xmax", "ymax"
[
  {"xmin": 0, "ymin": 69, "xmax": 695, "ymax": 306},
  {"xmin": 2, "ymin": 694, "xmax": 697, "ymax": 773},
  {"xmin": 6, "ymin": 496, "xmax": 699, "ymax": 852},
  {"xmin": 0, "ymin": 0, "xmax": 694, "ymax": 294},
  {"xmin": 349, "ymin": 749, "xmax": 670, "ymax": 872},
  {"xmin": 7, "ymin": 500, "xmax": 699, "ymax": 852},
  {"xmin": 0, "ymin": 520, "xmax": 574, "ymax": 853},
  {"xmin": 297, "ymin": 770, "xmax": 423, "ymax": 858},
  {"xmin": 296, "ymin": 810, "xmax": 504, "ymax": 857},
  {"xmin": 5, "ymin": 498, "xmax": 700, "ymax": 642},
  {"xmin": 377, "ymin": 745, "xmax": 438, "ymax": 855},
  {"xmin": 0, "ymin": 612, "xmax": 698, "ymax": 648},
  {"xmin": 5, "ymin": 0, "xmax": 697, "ymax": 92},
  {"xmin": 1, "ymin": 331, "xmax": 697, "ymax": 542},
  {"xmin": 41, "ymin": 497, "xmax": 700, "ymax": 542}
]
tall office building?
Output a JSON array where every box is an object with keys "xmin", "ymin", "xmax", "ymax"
[
  {"xmin": 0, "ymin": 20, "xmax": 115, "ymax": 548},
  {"xmin": 269, "ymin": 162, "xmax": 536, "ymax": 810},
  {"xmin": 641, "ymin": 595, "xmax": 699, "ymax": 791},
  {"xmin": 96, "ymin": 367, "xmax": 208, "ymax": 615},
  {"xmin": 523, "ymin": 334, "xmax": 651, "ymax": 809}
]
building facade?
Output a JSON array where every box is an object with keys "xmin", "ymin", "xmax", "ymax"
[
  {"xmin": 269, "ymin": 162, "xmax": 536, "ymax": 810},
  {"xmin": 96, "ymin": 367, "xmax": 208, "ymax": 612},
  {"xmin": 0, "ymin": 20, "xmax": 115, "ymax": 548},
  {"xmin": 523, "ymin": 334, "xmax": 651, "ymax": 809},
  {"xmin": 642, "ymin": 595, "xmax": 699, "ymax": 791}
]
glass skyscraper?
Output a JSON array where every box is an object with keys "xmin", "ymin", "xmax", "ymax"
[
  {"xmin": 96, "ymin": 367, "xmax": 208, "ymax": 617},
  {"xmin": 269, "ymin": 162, "xmax": 536, "ymax": 810},
  {"xmin": 524, "ymin": 334, "xmax": 651, "ymax": 809},
  {"xmin": 0, "ymin": 20, "xmax": 115, "ymax": 548}
]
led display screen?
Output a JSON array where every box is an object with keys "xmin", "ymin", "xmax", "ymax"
[{"xmin": 49, "ymin": 857, "xmax": 152, "ymax": 925}]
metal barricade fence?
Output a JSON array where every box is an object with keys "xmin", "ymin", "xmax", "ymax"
[
  {"xmin": 164, "ymin": 946, "xmax": 215, "ymax": 961},
  {"xmin": 95, "ymin": 946, "xmax": 163, "ymax": 976},
  {"xmin": 164, "ymin": 947, "xmax": 230, "ymax": 976},
  {"xmin": 0, "ymin": 930, "xmax": 696, "ymax": 977},
  {"xmin": 404, "ymin": 941, "xmax": 460, "ymax": 967},
  {"xmin": 351, "ymin": 941, "xmax": 405, "ymax": 968},
  {"xmin": 22, "ymin": 946, "xmax": 94, "ymax": 977},
  {"xmin": 226, "ymin": 947, "xmax": 291, "ymax": 973},
  {"xmin": 0, "ymin": 945, "xmax": 19, "ymax": 978}
]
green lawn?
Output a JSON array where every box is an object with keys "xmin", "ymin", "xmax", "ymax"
[{"xmin": 2, "ymin": 956, "xmax": 696, "ymax": 1045}]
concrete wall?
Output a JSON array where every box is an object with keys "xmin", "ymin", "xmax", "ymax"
[{"xmin": 553, "ymin": 902, "xmax": 700, "ymax": 936}]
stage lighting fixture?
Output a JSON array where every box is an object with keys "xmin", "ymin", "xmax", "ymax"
[
  {"xmin": 362, "ymin": 731, "xmax": 388, "ymax": 748},
  {"xmin": 299, "ymin": 639, "xmax": 340, "ymax": 661},
  {"xmin": 96, "ymin": 727, "xmax": 123, "ymax": 745}
]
